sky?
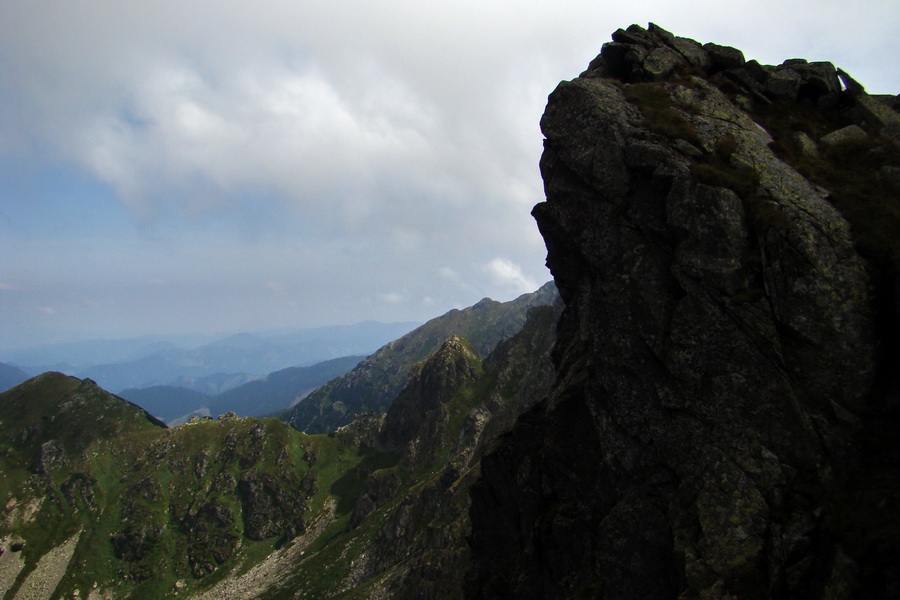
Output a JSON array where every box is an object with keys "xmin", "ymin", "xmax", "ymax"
[{"xmin": 1, "ymin": 0, "xmax": 898, "ymax": 350}]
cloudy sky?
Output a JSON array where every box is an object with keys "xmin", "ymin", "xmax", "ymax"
[{"xmin": 1, "ymin": 0, "xmax": 898, "ymax": 350}]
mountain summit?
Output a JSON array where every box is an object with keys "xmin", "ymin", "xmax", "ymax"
[{"xmin": 468, "ymin": 23, "xmax": 900, "ymax": 599}]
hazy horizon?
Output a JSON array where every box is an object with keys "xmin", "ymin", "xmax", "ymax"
[
  {"xmin": 0, "ymin": 317, "xmax": 426, "ymax": 356},
  {"xmin": 3, "ymin": 1, "xmax": 898, "ymax": 350}
]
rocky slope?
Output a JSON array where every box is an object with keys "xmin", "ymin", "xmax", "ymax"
[
  {"xmin": 284, "ymin": 282, "xmax": 557, "ymax": 434},
  {"xmin": 0, "ymin": 289, "xmax": 562, "ymax": 600},
  {"xmin": 266, "ymin": 300, "xmax": 563, "ymax": 599},
  {"xmin": 0, "ymin": 373, "xmax": 381, "ymax": 599},
  {"xmin": 467, "ymin": 23, "xmax": 900, "ymax": 599}
]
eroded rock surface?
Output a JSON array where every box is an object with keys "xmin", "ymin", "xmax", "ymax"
[{"xmin": 467, "ymin": 23, "xmax": 900, "ymax": 600}]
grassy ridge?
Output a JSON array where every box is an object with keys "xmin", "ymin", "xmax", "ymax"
[{"xmin": 0, "ymin": 374, "xmax": 399, "ymax": 599}]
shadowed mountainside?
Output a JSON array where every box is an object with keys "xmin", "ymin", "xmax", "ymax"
[{"xmin": 467, "ymin": 23, "xmax": 900, "ymax": 600}]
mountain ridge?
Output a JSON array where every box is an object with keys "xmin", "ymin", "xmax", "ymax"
[
  {"xmin": 0, "ymin": 372, "xmax": 373, "ymax": 598},
  {"xmin": 283, "ymin": 281, "xmax": 558, "ymax": 434},
  {"xmin": 117, "ymin": 355, "xmax": 367, "ymax": 423}
]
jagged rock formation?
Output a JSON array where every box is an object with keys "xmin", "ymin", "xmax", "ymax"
[
  {"xmin": 251, "ymin": 301, "xmax": 562, "ymax": 600},
  {"xmin": 284, "ymin": 281, "xmax": 558, "ymax": 434},
  {"xmin": 378, "ymin": 336, "xmax": 483, "ymax": 468},
  {"xmin": 312, "ymin": 302, "xmax": 563, "ymax": 599},
  {"xmin": 468, "ymin": 24, "xmax": 900, "ymax": 599}
]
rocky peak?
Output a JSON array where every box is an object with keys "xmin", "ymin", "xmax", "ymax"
[
  {"xmin": 583, "ymin": 22, "xmax": 900, "ymax": 143},
  {"xmin": 472, "ymin": 297, "xmax": 498, "ymax": 309},
  {"xmin": 379, "ymin": 335, "xmax": 482, "ymax": 466},
  {"xmin": 341, "ymin": 301, "xmax": 563, "ymax": 597},
  {"xmin": 284, "ymin": 282, "xmax": 558, "ymax": 434},
  {"xmin": 467, "ymin": 24, "xmax": 900, "ymax": 600}
]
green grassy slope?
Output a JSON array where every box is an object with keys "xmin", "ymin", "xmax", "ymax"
[{"xmin": 0, "ymin": 374, "xmax": 395, "ymax": 600}]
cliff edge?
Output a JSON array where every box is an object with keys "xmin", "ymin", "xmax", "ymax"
[{"xmin": 468, "ymin": 23, "xmax": 900, "ymax": 599}]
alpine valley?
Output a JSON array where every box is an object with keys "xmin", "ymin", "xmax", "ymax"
[{"xmin": 2, "ymin": 24, "xmax": 899, "ymax": 600}]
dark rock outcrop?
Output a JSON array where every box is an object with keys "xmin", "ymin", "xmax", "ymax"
[
  {"xmin": 175, "ymin": 500, "xmax": 240, "ymax": 578},
  {"xmin": 61, "ymin": 472, "xmax": 97, "ymax": 511},
  {"xmin": 329, "ymin": 302, "xmax": 563, "ymax": 599},
  {"xmin": 379, "ymin": 335, "xmax": 482, "ymax": 468},
  {"xmin": 237, "ymin": 471, "xmax": 308, "ymax": 542},
  {"xmin": 467, "ymin": 24, "xmax": 900, "ymax": 600},
  {"xmin": 29, "ymin": 439, "xmax": 68, "ymax": 474}
]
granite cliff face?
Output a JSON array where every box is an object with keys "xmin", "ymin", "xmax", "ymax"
[{"xmin": 468, "ymin": 24, "xmax": 900, "ymax": 599}]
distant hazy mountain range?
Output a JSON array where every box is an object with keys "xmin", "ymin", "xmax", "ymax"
[
  {"xmin": 2, "ymin": 321, "xmax": 419, "ymax": 393},
  {"xmin": 0, "ymin": 362, "xmax": 29, "ymax": 392},
  {"xmin": 109, "ymin": 281, "xmax": 560, "ymax": 425},
  {"xmin": 118, "ymin": 355, "xmax": 367, "ymax": 423}
]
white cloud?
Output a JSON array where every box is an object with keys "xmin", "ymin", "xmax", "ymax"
[
  {"xmin": 1, "ymin": 0, "xmax": 898, "ymax": 346},
  {"xmin": 7, "ymin": 3, "xmax": 898, "ymax": 232},
  {"xmin": 484, "ymin": 258, "xmax": 538, "ymax": 295},
  {"xmin": 439, "ymin": 267, "xmax": 461, "ymax": 282},
  {"xmin": 379, "ymin": 292, "xmax": 406, "ymax": 305}
]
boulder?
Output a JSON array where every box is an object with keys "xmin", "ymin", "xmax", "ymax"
[
  {"xmin": 703, "ymin": 42, "xmax": 745, "ymax": 71},
  {"xmin": 820, "ymin": 124, "xmax": 868, "ymax": 146}
]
